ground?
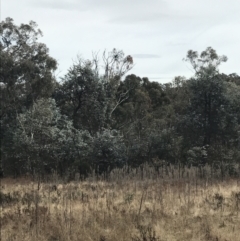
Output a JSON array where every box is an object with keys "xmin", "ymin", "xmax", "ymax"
[{"xmin": 0, "ymin": 168, "xmax": 240, "ymax": 241}]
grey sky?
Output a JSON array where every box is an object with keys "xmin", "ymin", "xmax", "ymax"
[{"xmin": 2, "ymin": 0, "xmax": 240, "ymax": 83}]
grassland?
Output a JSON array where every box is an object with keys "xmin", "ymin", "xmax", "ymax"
[{"xmin": 0, "ymin": 166, "xmax": 240, "ymax": 241}]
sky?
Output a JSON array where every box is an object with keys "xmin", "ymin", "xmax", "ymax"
[{"xmin": 2, "ymin": 0, "xmax": 240, "ymax": 83}]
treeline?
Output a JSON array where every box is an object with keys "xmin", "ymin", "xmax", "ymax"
[{"xmin": 1, "ymin": 18, "xmax": 240, "ymax": 178}]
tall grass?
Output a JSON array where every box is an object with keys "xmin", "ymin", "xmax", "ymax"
[{"xmin": 0, "ymin": 164, "xmax": 240, "ymax": 241}]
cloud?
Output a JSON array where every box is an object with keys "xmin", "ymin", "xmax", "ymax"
[
  {"xmin": 166, "ymin": 41, "xmax": 188, "ymax": 46},
  {"xmin": 132, "ymin": 54, "xmax": 161, "ymax": 59},
  {"xmin": 3, "ymin": 0, "xmax": 239, "ymax": 82},
  {"xmin": 28, "ymin": 0, "xmax": 166, "ymax": 12},
  {"xmin": 28, "ymin": 0, "xmax": 83, "ymax": 11},
  {"xmin": 109, "ymin": 12, "xmax": 169, "ymax": 24}
]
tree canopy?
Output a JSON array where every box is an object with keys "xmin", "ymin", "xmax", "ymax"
[{"xmin": 1, "ymin": 18, "xmax": 239, "ymax": 178}]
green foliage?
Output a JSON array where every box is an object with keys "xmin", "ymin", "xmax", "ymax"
[
  {"xmin": 1, "ymin": 18, "xmax": 239, "ymax": 177},
  {"xmin": 177, "ymin": 47, "xmax": 240, "ymax": 167},
  {"xmin": 0, "ymin": 17, "xmax": 57, "ymax": 176},
  {"xmin": 187, "ymin": 146, "xmax": 208, "ymax": 165},
  {"xmin": 91, "ymin": 129, "xmax": 127, "ymax": 173},
  {"xmin": 0, "ymin": 17, "xmax": 57, "ymax": 110},
  {"xmin": 184, "ymin": 47, "xmax": 227, "ymax": 79},
  {"xmin": 8, "ymin": 98, "xmax": 91, "ymax": 176},
  {"xmin": 54, "ymin": 58, "xmax": 107, "ymax": 133}
]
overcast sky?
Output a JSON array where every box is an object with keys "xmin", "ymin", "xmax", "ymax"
[{"xmin": 2, "ymin": 0, "xmax": 240, "ymax": 83}]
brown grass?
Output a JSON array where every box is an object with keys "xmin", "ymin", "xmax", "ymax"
[{"xmin": 0, "ymin": 166, "xmax": 240, "ymax": 241}]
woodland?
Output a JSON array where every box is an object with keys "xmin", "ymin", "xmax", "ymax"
[{"xmin": 1, "ymin": 17, "xmax": 240, "ymax": 179}]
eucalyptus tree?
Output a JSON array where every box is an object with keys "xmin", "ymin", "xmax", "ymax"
[
  {"xmin": 0, "ymin": 17, "xmax": 57, "ymax": 113},
  {"xmin": 53, "ymin": 51, "xmax": 134, "ymax": 173},
  {"xmin": 9, "ymin": 98, "xmax": 91, "ymax": 177},
  {"xmin": 54, "ymin": 49, "xmax": 134, "ymax": 130},
  {"xmin": 180, "ymin": 47, "xmax": 239, "ymax": 171},
  {"xmin": 0, "ymin": 18, "xmax": 57, "ymax": 174},
  {"xmin": 182, "ymin": 47, "xmax": 228, "ymax": 146},
  {"xmin": 54, "ymin": 59, "xmax": 107, "ymax": 133}
]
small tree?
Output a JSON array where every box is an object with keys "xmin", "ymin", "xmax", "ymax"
[
  {"xmin": 11, "ymin": 98, "xmax": 91, "ymax": 177},
  {"xmin": 91, "ymin": 129, "xmax": 127, "ymax": 174}
]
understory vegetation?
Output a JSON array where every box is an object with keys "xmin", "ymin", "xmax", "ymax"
[{"xmin": 1, "ymin": 166, "xmax": 240, "ymax": 241}]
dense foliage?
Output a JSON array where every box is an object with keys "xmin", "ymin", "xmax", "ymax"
[{"xmin": 1, "ymin": 18, "xmax": 240, "ymax": 178}]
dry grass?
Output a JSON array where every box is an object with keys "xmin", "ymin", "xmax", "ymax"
[{"xmin": 0, "ymin": 166, "xmax": 240, "ymax": 241}]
